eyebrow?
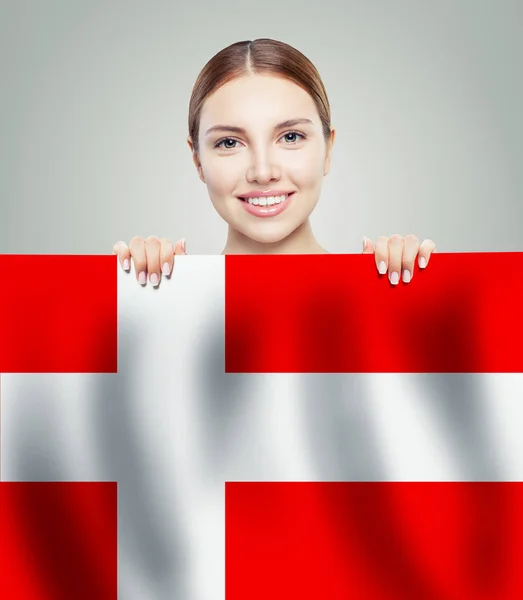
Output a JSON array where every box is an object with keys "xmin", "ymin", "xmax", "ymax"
[{"xmin": 204, "ymin": 118, "xmax": 314, "ymax": 137}]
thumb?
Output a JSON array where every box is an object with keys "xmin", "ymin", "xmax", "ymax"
[
  {"xmin": 174, "ymin": 238, "xmax": 187, "ymax": 255},
  {"xmin": 362, "ymin": 237, "xmax": 374, "ymax": 254}
]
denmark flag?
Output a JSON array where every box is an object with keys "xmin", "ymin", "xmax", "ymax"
[{"xmin": 1, "ymin": 252, "xmax": 523, "ymax": 599}]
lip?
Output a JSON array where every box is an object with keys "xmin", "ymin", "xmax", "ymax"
[
  {"xmin": 238, "ymin": 192, "xmax": 295, "ymax": 218},
  {"xmin": 237, "ymin": 190, "xmax": 295, "ymax": 199}
]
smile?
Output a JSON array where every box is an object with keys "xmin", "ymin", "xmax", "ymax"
[
  {"xmin": 243, "ymin": 194, "xmax": 287, "ymax": 206},
  {"xmin": 237, "ymin": 192, "xmax": 295, "ymax": 218}
]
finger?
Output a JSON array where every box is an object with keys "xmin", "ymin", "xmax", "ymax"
[
  {"xmin": 112, "ymin": 241, "xmax": 131, "ymax": 272},
  {"xmin": 387, "ymin": 234, "xmax": 404, "ymax": 285},
  {"xmin": 401, "ymin": 234, "xmax": 420, "ymax": 283},
  {"xmin": 129, "ymin": 236, "xmax": 147, "ymax": 285},
  {"xmin": 174, "ymin": 238, "xmax": 187, "ymax": 256},
  {"xmin": 362, "ymin": 237, "xmax": 374, "ymax": 254},
  {"xmin": 374, "ymin": 236, "xmax": 389, "ymax": 274},
  {"xmin": 160, "ymin": 238, "xmax": 175, "ymax": 277},
  {"xmin": 418, "ymin": 239, "xmax": 436, "ymax": 268},
  {"xmin": 144, "ymin": 236, "xmax": 162, "ymax": 287}
]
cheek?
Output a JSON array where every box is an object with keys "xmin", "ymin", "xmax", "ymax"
[
  {"xmin": 283, "ymin": 146, "xmax": 326, "ymax": 188},
  {"xmin": 200, "ymin": 144, "xmax": 327, "ymax": 197},
  {"xmin": 200, "ymin": 154, "xmax": 244, "ymax": 197}
]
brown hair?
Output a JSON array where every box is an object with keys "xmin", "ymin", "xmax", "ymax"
[{"xmin": 188, "ymin": 38, "xmax": 332, "ymax": 153}]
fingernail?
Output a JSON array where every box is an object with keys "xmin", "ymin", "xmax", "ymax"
[
  {"xmin": 403, "ymin": 269, "xmax": 411, "ymax": 283},
  {"xmin": 419, "ymin": 256, "xmax": 427, "ymax": 268},
  {"xmin": 181, "ymin": 238, "xmax": 187, "ymax": 254},
  {"xmin": 390, "ymin": 271, "xmax": 399, "ymax": 285},
  {"xmin": 150, "ymin": 273, "xmax": 159, "ymax": 286},
  {"xmin": 138, "ymin": 271, "xmax": 146, "ymax": 285},
  {"xmin": 378, "ymin": 261, "xmax": 387, "ymax": 274},
  {"xmin": 162, "ymin": 262, "xmax": 170, "ymax": 276},
  {"xmin": 123, "ymin": 259, "xmax": 130, "ymax": 271},
  {"xmin": 362, "ymin": 237, "xmax": 368, "ymax": 251}
]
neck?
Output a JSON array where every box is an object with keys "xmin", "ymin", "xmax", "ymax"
[{"xmin": 221, "ymin": 219, "xmax": 327, "ymax": 255}]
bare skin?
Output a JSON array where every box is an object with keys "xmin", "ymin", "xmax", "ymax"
[
  {"xmin": 113, "ymin": 74, "xmax": 436, "ymax": 286},
  {"xmin": 113, "ymin": 234, "xmax": 436, "ymax": 287}
]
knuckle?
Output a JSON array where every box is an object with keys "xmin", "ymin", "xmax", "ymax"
[
  {"xmin": 113, "ymin": 241, "xmax": 126, "ymax": 255},
  {"xmin": 145, "ymin": 235, "xmax": 160, "ymax": 246},
  {"xmin": 405, "ymin": 234, "xmax": 419, "ymax": 245},
  {"xmin": 129, "ymin": 237, "xmax": 144, "ymax": 253},
  {"xmin": 389, "ymin": 234, "xmax": 403, "ymax": 244}
]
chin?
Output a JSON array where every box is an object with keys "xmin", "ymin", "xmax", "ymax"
[
  {"xmin": 239, "ymin": 222, "xmax": 302, "ymax": 246},
  {"xmin": 214, "ymin": 198, "xmax": 316, "ymax": 246}
]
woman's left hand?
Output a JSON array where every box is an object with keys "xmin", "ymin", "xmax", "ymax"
[{"xmin": 362, "ymin": 235, "xmax": 436, "ymax": 284}]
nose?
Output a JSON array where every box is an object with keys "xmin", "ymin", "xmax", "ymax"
[{"xmin": 246, "ymin": 149, "xmax": 281, "ymax": 185}]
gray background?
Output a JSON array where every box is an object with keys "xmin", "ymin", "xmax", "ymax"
[{"xmin": 1, "ymin": 0, "xmax": 522, "ymax": 255}]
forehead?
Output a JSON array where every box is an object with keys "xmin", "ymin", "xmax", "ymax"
[{"xmin": 199, "ymin": 74, "xmax": 321, "ymax": 130}]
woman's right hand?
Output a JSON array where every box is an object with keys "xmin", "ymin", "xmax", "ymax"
[{"xmin": 113, "ymin": 236, "xmax": 186, "ymax": 287}]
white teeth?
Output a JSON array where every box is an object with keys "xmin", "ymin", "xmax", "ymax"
[{"xmin": 247, "ymin": 194, "xmax": 287, "ymax": 206}]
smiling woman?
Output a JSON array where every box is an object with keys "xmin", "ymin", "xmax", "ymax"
[
  {"xmin": 185, "ymin": 39, "xmax": 335, "ymax": 253},
  {"xmin": 113, "ymin": 38, "xmax": 435, "ymax": 285}
]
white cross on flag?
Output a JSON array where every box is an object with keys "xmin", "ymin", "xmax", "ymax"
[{"xmin": 1, "ymin": 252, "xmax": 523, "ymax": 599}]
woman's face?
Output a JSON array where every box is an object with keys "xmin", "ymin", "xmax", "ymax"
[{"xmin": 191, "ymin": 74, "xmax": 334, "ymax": 245}]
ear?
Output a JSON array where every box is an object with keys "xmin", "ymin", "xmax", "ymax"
[
  {"xmin": 323, "ymin": 127, "xmax": 336, "ymax": 176},
  {"xmin": 187, "ymin": 136, "xmax": 206, "ymax": 183}
]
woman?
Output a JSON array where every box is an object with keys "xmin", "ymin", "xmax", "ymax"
[{"xmin": 113, "ymin": 38, "xmax": 435, "ymax": 286}]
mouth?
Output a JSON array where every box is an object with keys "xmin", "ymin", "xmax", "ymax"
[{"xmin": 237, "ymin": 192, "xmax": 295, "ymax": 218}]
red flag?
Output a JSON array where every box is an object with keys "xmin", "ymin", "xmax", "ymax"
[{"xmin": 2, "ymin": 253, "xmax": 523, "ymax": 599}]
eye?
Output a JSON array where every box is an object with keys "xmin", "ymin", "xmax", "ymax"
[
  {"xmin": 280, "ymin": 131, "xmax": 305, "ymax": 144},
  {"xmin": 215, "ymin": 138, "xmax": 240, "ymax": 150}
]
